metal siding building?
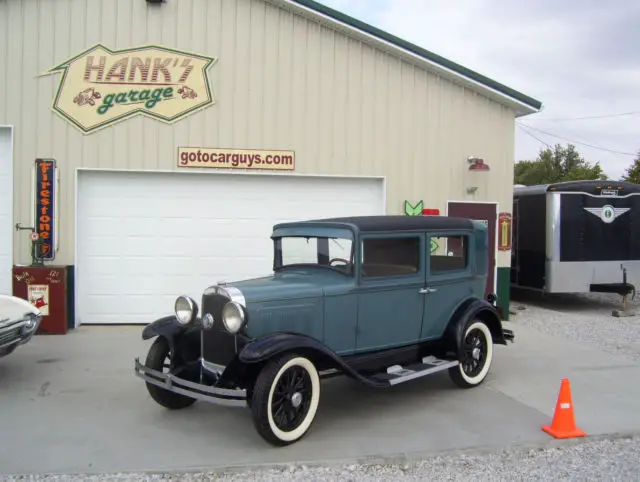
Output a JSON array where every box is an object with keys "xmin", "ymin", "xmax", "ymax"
[{"xmin": 0, "ymin": 0, "xmax": 541, "ymax": 324}]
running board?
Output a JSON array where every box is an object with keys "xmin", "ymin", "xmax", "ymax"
[{"xmin": 368, "ymin": 356, "xmax": 459, "ymax": 386}]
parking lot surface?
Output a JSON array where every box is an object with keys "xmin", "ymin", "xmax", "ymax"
[{"xmin": 1, "ymin": 292, "xmax": 639, "ymax": 478}]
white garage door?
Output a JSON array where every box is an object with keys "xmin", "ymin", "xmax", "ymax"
[
  {"xmin": 0, "ymin": 128, "xmax": 12, "ymax": 296},
  {"xmin": 76, "ymin": 170, "xmax": 385, "ymax": 325}
]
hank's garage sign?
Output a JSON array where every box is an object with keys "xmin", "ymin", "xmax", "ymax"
[{"xmin": 42, "ymin": 44, "xmax": 217, "ymax": 134}]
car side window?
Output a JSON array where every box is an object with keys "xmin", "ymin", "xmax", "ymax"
[
  {"xmin": 361, "ymin": 236, "xmax": 420, "ymax": 277},
  {"xmin": 430, "ymin": 235, "xmax": 468, "ymax": 273}
]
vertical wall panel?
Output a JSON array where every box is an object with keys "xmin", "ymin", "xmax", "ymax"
[
  {"xmin": 0, "ymin": 0, "xmax": 7, "ymax": 122},
  {"xmin": 1, "ymin": 0, "xmax": 519, "ymax": 266},
  {"xmin": 7, "ymin": 0, "xmax": 26, "ymax": 259}
]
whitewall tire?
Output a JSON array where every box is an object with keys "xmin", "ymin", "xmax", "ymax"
[
  {"xmin": 448, "ymin": 319, "xmax": 494, "ymax": 388},
  {"xmin": 250, "ymin": 353, "xmax": 321, "ymax": 446}
]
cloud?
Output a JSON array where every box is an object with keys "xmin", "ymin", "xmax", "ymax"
[{"xmin": 315, "ymin": 0, "xmax": 640, "ymax": 179}]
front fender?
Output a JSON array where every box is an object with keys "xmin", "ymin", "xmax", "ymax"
[
  {"xmin": 141, "ymin": 315, "xmax": 189, "ymax": 341},
  {"xmin": 141, "ymin": 315, "xmax": 202, "ymax": 362},
  {"xmin": 237, "ymin": 333, "xmax": 388, "ymax": 388}
]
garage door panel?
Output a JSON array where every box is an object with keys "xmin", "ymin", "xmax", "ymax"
[{"xmin": 77, "ymin": 171, "xmax": 384, "ymax": 324}]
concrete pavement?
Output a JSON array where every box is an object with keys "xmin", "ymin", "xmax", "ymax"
[{"xmin": 1, "ymin": 320, "xmax": 639, "ymax": 476}]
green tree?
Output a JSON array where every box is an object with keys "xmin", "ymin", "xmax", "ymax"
[
  {"xmin": 620, "ymin": 150, "xmax": 640, "ymax": 184},
  {"xmin": 514, "ymin": 143, "xmax": 608, "ymax": 185}
]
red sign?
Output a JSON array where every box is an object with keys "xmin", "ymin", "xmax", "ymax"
[
  {"xmin": 35, "ymin": 159, "xmax": 57, "ymax": 260},
  {"xmin": 498, "ymin": 212, "xmax": 512, "ymax": 251},
  {"xmin": 422, "ymin": 208, "xmax": 440, "ymax": 216}
]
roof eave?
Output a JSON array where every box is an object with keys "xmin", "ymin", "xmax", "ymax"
[{"xmin": 271, "ymin": 0, "xmax": 542, "ymax": 116}]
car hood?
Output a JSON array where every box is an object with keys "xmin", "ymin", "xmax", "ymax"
[
  {"xmin": 0, "ymin": 295, "xmax": 41, "ymax": 325},
  {"xmin": 224, "ymin": 270, "xmax": 335, "ymax": 303}
]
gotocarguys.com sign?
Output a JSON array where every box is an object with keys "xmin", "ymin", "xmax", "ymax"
[
  {"xmin": 178, "ymin": 147, "xmax": 295, "ymax": 171},
  {"xmin": 42, "ymin": 44, "xmax": 217, "ymax": 134}
]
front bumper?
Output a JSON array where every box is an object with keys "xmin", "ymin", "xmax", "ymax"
[
  {"xmin": 134, "ymin": 358, "xmax": 248, "ymax": 408},
  {"xmin": 0, "ymin": 314, "xmax": 42, "ymax": 356}
]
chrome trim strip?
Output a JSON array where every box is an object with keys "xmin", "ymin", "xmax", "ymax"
[
  {"xmin": 218, "ymin": 286, "xmax": 246, "ymax": 307},
  {"xmin": 134, "ymin": 358, "xmax": 247, "ymax": 408},
  {"xmin": 550, "ymin": 191, "xmax": 640, "ymax": 199},
  {"xmin": 203, "ymin": 284, "xmax": 246, "ymax": 307},
  {"xmin": 546, "ymin": 191, "xmax": 562, "ymax": 262}
]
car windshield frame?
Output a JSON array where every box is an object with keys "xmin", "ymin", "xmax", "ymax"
[{"xmin": 271, "ymin": 226, "xmax": 356, "ymax": 275}]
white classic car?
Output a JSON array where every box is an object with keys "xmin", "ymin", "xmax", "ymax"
[{"xmin": 0, "ymin": 294, "xmax": 42, "ymax": 358}]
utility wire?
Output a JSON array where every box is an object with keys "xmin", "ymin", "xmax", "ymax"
[
  {"xmin": 516, "ymin": 122, "xmax": 637, "ymax": 156},
  {"xmin": 517, "ymin": 123, "xmax": 552, "ymax": 149},
  {"xmin": 525, "ymin": 110, "xmax": 640, "ymax": 122}
]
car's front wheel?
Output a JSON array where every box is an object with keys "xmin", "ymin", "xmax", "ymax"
[
  {"xmin": 250, "ymin": 353, "xmax": 321, "ymax": 446},
  {"xmin": 448, "ymin": 318, "xmax": 494, "ymax": 388},
  {"xmin": 144, "ymin": 336, "xmax": 196, "ymax": 410}
]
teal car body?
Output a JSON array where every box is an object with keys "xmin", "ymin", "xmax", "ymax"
[{"xmin": 134, "ymin": 215, "xmax": 514, "ymax": 446}]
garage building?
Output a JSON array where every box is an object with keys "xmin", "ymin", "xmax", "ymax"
[{"xmin": 0, "ymin": 0, "xmax": 542, "ymax": 327}]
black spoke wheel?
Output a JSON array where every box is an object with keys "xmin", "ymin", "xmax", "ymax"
[
  {"xmin": 251, "ymin": 353, "xmax": 320, "ymax": 446},
  {"xmin": 449, "ymin": 319, "xmax": 493, "ymax": 389},
  {"xmin": 144, "ymin": 337, "xmax": 196, "ymax": 410},
  {"xmin": 271, "ymin": 365, "xmax": 313, "ymax": 431}
]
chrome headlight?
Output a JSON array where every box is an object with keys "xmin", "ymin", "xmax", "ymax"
[
  {"xmin": 24, "ymin": 313, "xmax": 39, "ymax": 331},
  {"xmin": 175, "ymin": 295, "xmax": 198, "ymax": 325},
  {"xmin": 222, "ymin": 301, "xmax": 246, "ymax": 333}
]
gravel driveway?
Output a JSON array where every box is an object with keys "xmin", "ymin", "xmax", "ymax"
[
  {"xmin": 510, "ymin": 290, "xmax": 640, "ymax": 363},
  {"xmin": 4, "ymin": 434, "xmax": 640, "ymax": 481}
]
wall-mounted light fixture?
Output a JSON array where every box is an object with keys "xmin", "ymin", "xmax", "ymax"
[
  {"xmin": 466, "ymin": 186, "xmax": 479, "ymax": 194},
  {"xmin": 146, "ymin": 0, "xmax": 165, "ymax": 4},
  {"xmin": 467, "ymin": 156, "xmax": 490, "ymax": 171}
]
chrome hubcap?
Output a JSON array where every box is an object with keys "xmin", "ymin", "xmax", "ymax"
[
  {"xmin": 472, "ymin": 347, "xmax": 481, "ymax": 360},
  {"xmin": 291, "ymin": 392, "xmax": 302, "ymax": 408}
]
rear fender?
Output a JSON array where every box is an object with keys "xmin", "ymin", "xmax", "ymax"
[
  {"xmin": 231, "ymin": 332, "xmax": 388, "ymax": 388},
  {"xmin": 444, "ymin": 298, "xmax": 511, "ymax": 357}
]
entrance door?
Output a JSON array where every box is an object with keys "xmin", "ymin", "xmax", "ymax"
[{"xmin": 447, "ymin": 201, "xmax": 497, "ymax": 298}]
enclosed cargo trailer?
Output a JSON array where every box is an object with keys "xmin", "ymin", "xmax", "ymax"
[{"xmin": 511, "ymin": 180, "xmax": 640, "ymax": 299}]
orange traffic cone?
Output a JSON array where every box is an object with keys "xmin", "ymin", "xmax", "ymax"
[{"xmin": 541, "ymin": 378, "xmax": 586, "ymax": 439}]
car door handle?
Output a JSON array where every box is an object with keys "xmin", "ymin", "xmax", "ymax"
[{"xmin": 419, "ymin": 287, "xmax": 437, "ymax": 294}]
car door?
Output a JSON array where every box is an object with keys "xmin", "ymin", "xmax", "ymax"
[
  {"xmin": 420, "ymin": 230, "xmax": 475, "ymax": 340},
  {"xmin": 354, "ymin": 232, "xmax": 426, "ymax": 352}
]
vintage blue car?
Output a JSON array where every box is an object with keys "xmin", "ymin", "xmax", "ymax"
[{"xmin": 134, "ymin": 215, "xmax": 514, "ymax": 445}]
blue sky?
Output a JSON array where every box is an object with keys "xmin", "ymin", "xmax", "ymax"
[{"xmin": 316, "ymin": 0, "xmax": 640, "ymax": 180}]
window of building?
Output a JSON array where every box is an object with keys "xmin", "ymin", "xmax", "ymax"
[
  {"xmin": 361, "ymin": 236, "xmax": 420, "ymax": 277},
  {"xmin": 429, "ymin": 235, "xmax": 469, "ymax": 273}
]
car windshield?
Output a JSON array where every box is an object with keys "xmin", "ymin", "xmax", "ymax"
[{"xmin": 274, "ymin": 235, "xmax": 354, "ymax": 274}]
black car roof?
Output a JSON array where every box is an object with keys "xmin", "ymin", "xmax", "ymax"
[{"xmin": 275, "ymin": 215, "xmax": 475, "ymax": 233}]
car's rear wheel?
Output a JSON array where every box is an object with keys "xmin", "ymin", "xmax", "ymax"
[
  {"xmin": 448, "ymin": 319, "xmax": 493, "ymax": 388},
  {"xmin": 250, "ymin": 353, "xmax": 320, "ymax": 446},
  {"xmin": 144, "ymin": 336, "xmax": 196, "ymax": 409}
]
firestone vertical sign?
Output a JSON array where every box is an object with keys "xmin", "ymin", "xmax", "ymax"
[
  {"xmin": 35, "ymin": 159, "xmax": 57, "ymax": 260},
  {"xmin": 41, "ymin": 44, "xmax": 217, "ymax": 134}
]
